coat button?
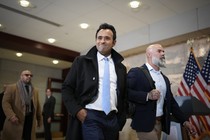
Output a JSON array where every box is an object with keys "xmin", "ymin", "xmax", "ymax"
[{"xmin": 93, "ymin": 77, "xmax": 95, "ymax": 80}]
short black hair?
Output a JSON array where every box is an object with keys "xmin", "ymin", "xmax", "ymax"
[{"xmin": 95, "ymin": 23, "xmax": 116, "ymax": 41}]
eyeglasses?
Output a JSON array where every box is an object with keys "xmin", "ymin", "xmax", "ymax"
[{"xmin": 24, "ymin": 74, "xmax": 33, "ymax": 77}]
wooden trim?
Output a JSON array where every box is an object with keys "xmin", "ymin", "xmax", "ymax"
[
  {"xmin": 47, "ymin": 77, "xmax": 68, "ymax": 135},
  {"xmin": 0, "ymin": 32, "xmax": 80, "ymax": 62}
]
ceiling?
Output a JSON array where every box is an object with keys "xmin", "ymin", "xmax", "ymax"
[{"xmin": 0, "ymin": 0, "xmax": 210, "ymax": 69}]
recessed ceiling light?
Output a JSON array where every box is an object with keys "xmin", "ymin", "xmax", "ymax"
[
  {"xmin": 19, "ymin": 0, "xmax": 30, "ymax": 8},
  {"xmin": 48, "ymin": 38, "xmax": 56, "ymax": 43},
  {"xmin": 80, "ymin": 23, "xmax": 89, "ymax": 29},
  {"xmin": 0, "ymin": 23, "xmax": 5, "ymax": 30},
  {"xmin": 16, "ymin": 52, "xmax": 23, "ymax": 57},
  {"xmin": 52, "ymin": 60, "xmax": 59, "ymax": 64},
  {"xmin": 129, "ymin": 0, "xmax": 141, "ymax": 9}
]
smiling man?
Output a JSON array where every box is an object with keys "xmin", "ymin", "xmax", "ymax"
[{"xmin": 62, "ymin": 23, "xmax": 127, "ymax": 140}]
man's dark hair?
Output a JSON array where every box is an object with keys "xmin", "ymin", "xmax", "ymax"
[{"xmin": 95, "ymin": 23, "xmax": 116, "ymax": 41}]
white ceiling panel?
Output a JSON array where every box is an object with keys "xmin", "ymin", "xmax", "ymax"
[{"xmin": 0, "ymin": 0, "xmax": 210, "ymax": 68}]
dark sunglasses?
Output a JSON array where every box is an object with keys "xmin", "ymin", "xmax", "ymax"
[{"xmin": 24, "ymin": 74, "xmax": 33, "ymax": 77}]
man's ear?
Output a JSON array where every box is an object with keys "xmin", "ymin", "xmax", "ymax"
[
  {"xmin": 146, "ymin": 52, "xmax": 151, "ymax": 58},
  {"xmin": 113, "ymin": 40, "xmax": 116, "ymax": 46}
]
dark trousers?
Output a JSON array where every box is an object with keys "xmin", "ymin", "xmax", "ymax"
[
  {"xmin": 43, "ymin": 115, "xmax": 52, "ymax": 140},
  {"xmin": 82, "ymin": 109, "xmax": 119, "ymax": 140},
  {"xmin": 22, "ymin": 112, "xmax": 33, "ymax": 140}
]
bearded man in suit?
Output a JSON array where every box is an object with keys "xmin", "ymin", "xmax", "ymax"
[{"xmin": 127, "ymin": 44, "xmax": 197, "ymax": 140}]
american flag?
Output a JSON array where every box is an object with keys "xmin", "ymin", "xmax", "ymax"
[
  {"xmin": 190, "ymin": 50, "xmax": 210, "ymax": 133},
  {"xmin": 177, "ymin": 47, "xmax": 202, "ymax": 137},
  {"xmin": 177, "ymin": 47, "xmax": 200, "ymax": 96},
  {"xmin": 201, "ymin": 50, "xmax": 210, "ymax": 99}
]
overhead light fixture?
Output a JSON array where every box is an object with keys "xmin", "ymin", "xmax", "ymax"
[
  {"xmin": 129, "ymin": 0, "xmax": 141, "ymax": 9},
  {"xmin": 0, "ymin": 23, "xmax": 5, "ymax": 30},
  {"xmin": 48, "ymin": 38, "xmax": 56, "ymax": 43},
  {"xmin": 52, "ymin": 60, "xmax": 59, "ymax": 64},
  {"xmin": 16, "ymin": 52, "xmax": 23, "ymax": 57},
  {"xmin": 19, "ymin": 0, "xmax": 30, "ymax": 8},
  {"xmin": 80, "ymin": 23, "xmax": 89, "ymax": 29}
]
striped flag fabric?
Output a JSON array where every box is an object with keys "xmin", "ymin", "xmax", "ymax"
[
  {"xmin": 190, "ymin": 50, "xmax": 210, "ymax": 133},
  {"xmin": 177, "ymin": 47, "xmax": 200, "ymax": 96},
  {"xmin": 191, "ymin": 50, "xmax": 210, "ymax": 108},
  {"xmin": 177, "ymin": 47, "xmax": 202, "ymax": 137},
  {"xmin": 201, "ymin": 50, "xmax": 210, "ymax": 99}
]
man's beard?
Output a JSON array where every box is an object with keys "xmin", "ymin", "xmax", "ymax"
[{"xmin": 152, "ymin": 56, "xmax": 166, "ymax": 68}]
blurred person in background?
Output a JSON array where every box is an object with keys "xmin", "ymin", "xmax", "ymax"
[
  {"xmin": 42, "ymin": 88, "xmax": 56, "ymax": 140},
  {"xmin": 2, "ymin": 70, "xmax": 42, "ymax": 140}
]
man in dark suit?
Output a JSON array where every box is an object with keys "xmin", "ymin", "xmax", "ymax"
[
  {"xmin": 62, "ymin": 23, "xmax": 127, "ymax": 140},
  {"xmin": 127, "ymin": 44, "xmax": 197, "ymax": 140},
  {"xmin": 42, "ymin": 88, "xmax": 56, "ymax": 140}
]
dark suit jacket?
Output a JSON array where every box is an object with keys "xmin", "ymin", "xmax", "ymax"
[
  {"xmin": 127, "ymin": 64, "xmax": 188, "ymax": 134},
  {"xmin": 62, "ymin": 46, "xmax": 127, "ymax": 140},
  {"xmin": 42, "ymin": 96, "xmax": 56, "ymax": 119}
]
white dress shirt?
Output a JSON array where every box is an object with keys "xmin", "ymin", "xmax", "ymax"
[
  {"xmin": 146, "ymin": 63, "xmax": 166, "ymax": 117},
  {"xmin": 86, "ymin": 52, "xmax": 118, "ymax": 112}
]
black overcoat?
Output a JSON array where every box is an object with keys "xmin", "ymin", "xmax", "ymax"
[{"xmin": 62, "ymin": 46, "xmax": 127, "ymax": 140}]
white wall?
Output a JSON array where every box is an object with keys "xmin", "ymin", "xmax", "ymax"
[
  {"xmin": 116, "ymin": 4, "xmax": 210, "ymax": 52},
  {"xmin": 80, "ymin": 4, "xmax": 210, "ymax": 56}
]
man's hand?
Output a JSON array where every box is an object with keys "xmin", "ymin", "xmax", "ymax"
[
  {"xmin": 148, "ymin": 89, "xmax": 161, "ymax": 100},
  {"xmin": 9, "ymin": 115, "xmax": 19, "ymax": 125},
  {"xmin": 47, "ymin": 117, "xmax": 51, "ymax": 123},
  {"xmin": 76, "ymin": 109, "xmax": 87, "ymax": 123},
  {"xmin": 183, "ymin": 121, "xmax": 197, "ymax": 137}
]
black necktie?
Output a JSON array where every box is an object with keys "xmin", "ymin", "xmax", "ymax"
[{"xmin": 25, "ymin": 85, "xmax": 29, "ymax": 94}]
